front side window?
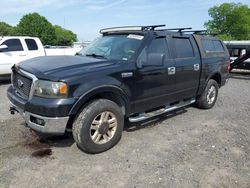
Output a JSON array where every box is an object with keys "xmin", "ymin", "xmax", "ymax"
[
  {"xmin": 137, "ymin": 38, "xmax": 168, "ymax": 66},
  {"xmin": 147, "ymin": 38, "xmax": 168, "ymax": 54},
  {"xmin": 78, "ymin": 34, "xmax": 143, "ymax": 61},
  {"xmin": 1, "ymin": 39, "xmax": 23, "ymax": 52},
  {"xmin": 173, "ymin": 38, "xmax": 194, "ymax": 58}
]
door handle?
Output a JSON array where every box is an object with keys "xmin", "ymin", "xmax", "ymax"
[
  {"xmin": 194, "ymin": 64, "xmax": 200, "ymax": 71},
  {"xmin": 19, "ymin": 54, "xmax": 27, "ymax": 57},
  {"xmin": 168, "ymin": 67, "xmax": 176, "ymax": 75}
]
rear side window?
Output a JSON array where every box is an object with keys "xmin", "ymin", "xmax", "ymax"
[
  {"xmin": 202, "ymin": 39, "xmax": 224, "ymax": 53},
  {"xmin": 1, "ymin": 39, "xmax": 23, "ymax": 52},
  {"xmin": 173, "ymin": 38, "xmax": 194, "ymax": 58},
  {"xmin": 213, "ymin": 40, "xmax": 224, "ymax": 52},
  {"xmin": 202, "ymin": 39, "xmax": 214, "ymax": 52},
  {"xmin": 25, "ymin": 39, "xmax": 38, "ymax": 51}
]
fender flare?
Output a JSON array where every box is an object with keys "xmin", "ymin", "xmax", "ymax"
[
  {"xmin": 69, "ymin": 85, "xmax": 130, "ymax": 116},
  {"xmin": 198, "ymin": 71, "xmax": 222, "ymax": 96}
]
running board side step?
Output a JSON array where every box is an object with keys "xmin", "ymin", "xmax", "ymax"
[{"xmin": 128, "ymin": 99, "xmax": 196, "ymax": 123}]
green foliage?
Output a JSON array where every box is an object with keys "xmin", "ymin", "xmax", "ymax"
[
  {"xmin": 54, "ymin": 25, "xmax": 77, "ymax": 46},
  {"xmin": 0, "ymin": 13, "xmax": 77, "ymax": 45},
  {"xmin": 0, "ymin": 22, "xmax": 15, "ymax": 36},
  {"xmin": 205, "ymin": 3, "xmax": 250, "ymax": 40},
  {"xmin": 16, "ymin": 13, "xmax": 57, "ymax": 45}
]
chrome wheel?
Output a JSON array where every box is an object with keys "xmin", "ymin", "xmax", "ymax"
[
  {"xmin": 90, "ymin": 111, "xmax": 118, "ymax": 145},
  {"xmin": 207, "ymin": 85, "xmax": 216, "ymax": 105}
]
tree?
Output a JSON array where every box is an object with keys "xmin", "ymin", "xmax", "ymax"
[
  {"xmin": 16, "ymin": 13, "xmax": 57, "ymax": 45},
  {"xmin": 205, "ymin": 3, "xmax": 250, "ymax": 40},
  {"xmin": 0, "ymin": 22, "xmax": 15, "ymax": 36},
  {"xmin": 54, "ymin": 25, "xmax": 77, "ymax": 46}
]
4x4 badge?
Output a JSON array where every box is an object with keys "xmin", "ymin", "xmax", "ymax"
[{"xmin": 17, "ymin": 79, "xmax": 24, "ymax": 88}]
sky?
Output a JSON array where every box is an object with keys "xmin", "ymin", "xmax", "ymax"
[{"xmin": 0, "ymin": 0, "xmax": 250, "ymax": 41}]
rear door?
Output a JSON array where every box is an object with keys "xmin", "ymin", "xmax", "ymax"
[
  {"xmin": 24, "ymin": 38, "xmax": 45, "ymax": 58},
  {"xmin": 170, "ymin": 34, "xmax": 201, "ymax": 99},
  {"xmin": 0, "ymin": 38, "xmax": 28, "ymax": 75}
]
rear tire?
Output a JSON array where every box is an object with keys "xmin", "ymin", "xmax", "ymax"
[
  {"xmin": 196, "ymin": 79, "xmax": 219, "ymax": 109},
  {"xmin": 72, "ymin": 99, "xmax": 124, "ymax": 154}
]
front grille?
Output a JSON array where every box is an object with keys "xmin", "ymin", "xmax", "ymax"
[{"xmin": 12, "ymin": 70, "xmax": 32, "ymax": 97}]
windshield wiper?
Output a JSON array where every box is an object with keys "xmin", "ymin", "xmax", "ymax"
[{"xmin": 85, "ymin": 53, "xmax": 106, "ymax": 59}]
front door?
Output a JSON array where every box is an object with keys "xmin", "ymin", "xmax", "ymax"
[
  {"xmin": 0, "ymin": 38, "xmax": 27, "ymax": 75},
  {"xmin": 129, "ymin": 37, "xmax": 176, "ymax": 113}
]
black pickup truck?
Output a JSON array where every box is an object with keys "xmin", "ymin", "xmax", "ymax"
[{"xmin": 8, "ymin": 25, "xmax": 230, "ymax": 153}]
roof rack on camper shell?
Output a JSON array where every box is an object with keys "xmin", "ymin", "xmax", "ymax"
[
  {"xmin": 100, "ymin": 25, "xmax": 166, "ymax": 34},
  {"xmin": 99, "ymin": 25, "xmax": 212, "ymax": 35}
]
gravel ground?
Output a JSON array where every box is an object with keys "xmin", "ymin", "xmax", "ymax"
[{"xmin": 0, "ymin": 73, "xmax": 250, "ymax": 188}]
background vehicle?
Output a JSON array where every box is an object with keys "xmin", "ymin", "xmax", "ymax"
[
  {"xmin": 224, "ymin": 41, "xmax": 250, "ymax": 71},
  {"xmin": 0, "ymin": 36, "xmax": 82, "ymax": 76},
  {"xmin": 0, "ymin": 37, "xmax": 45, "ymax": 76},
  {"xmin": 8, "ymin": 25, "xmax": 230, "ymax": 153}
]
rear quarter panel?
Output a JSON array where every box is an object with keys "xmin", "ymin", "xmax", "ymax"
[{"xmin": 193, "ymin": 35, "xmax": 230, "ymax": 95}]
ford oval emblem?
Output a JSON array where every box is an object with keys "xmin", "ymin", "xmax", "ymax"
[{"xmin": 17, "ymin": 79, "xmax": 24, "ymax": 88}]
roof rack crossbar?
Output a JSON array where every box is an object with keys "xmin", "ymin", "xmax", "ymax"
[
  {"xmin": 164, "ymin": 27, "xmax": 192, "ymax": 33},
  {"xmin": 142, "ymin": 24, "xmax": 166, "ymax": 31}
]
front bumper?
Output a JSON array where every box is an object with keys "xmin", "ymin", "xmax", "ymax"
[{"xmin": 10, "ymin": 102, "xmax": 69, "ymax": 135}]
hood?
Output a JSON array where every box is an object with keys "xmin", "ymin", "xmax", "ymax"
[{"xmin": 18, "ymin": 56, "xmax": 116, "ymax": 80}]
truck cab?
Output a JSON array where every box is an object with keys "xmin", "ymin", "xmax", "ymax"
[{"xmin": 0, "ymin": 36, "xmax": 45, "ymax": 75}]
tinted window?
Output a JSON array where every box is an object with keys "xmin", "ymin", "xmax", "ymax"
[
  {"xmin": 173, "ymin": 38, "xmax": 194, "ymax": 58},
  {"xmin": 1, "ymin": 39, "xmax": 23, "ymax": 52},
  {"xmin": 213, "ymin": 40, "xmax": 224, "ymax": 52},
  {"xmin": 137, "ymin": 38, "xmax": 168, "ymax": 66},
  {"xmin": 147, "ymin": 38, "xmax": 168, "ymax": 54},
  {"xmin": 202, "ymin": 39, "xmax": 225, "ymax": 53},
  {"xmin": 25, "ymin": 39, "xmax": 38, "ymax": 51},
  {"xmin": 202, "ymin": 39, "xmax": 215, "ymax": 52}
]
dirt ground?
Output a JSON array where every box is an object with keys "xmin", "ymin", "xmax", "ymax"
[{"xmin": 0, "ymin": 73, "xmax": 249, "ymax": 188}]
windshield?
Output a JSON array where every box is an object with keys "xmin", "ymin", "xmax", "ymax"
[{"xmin": 78, "ymin": 34, "xmax": 144, "ymax": 61}]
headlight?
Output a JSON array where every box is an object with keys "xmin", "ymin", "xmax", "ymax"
[{"xmin": 33, "ymin": 80, "xmax": 68, "ymax": 98}]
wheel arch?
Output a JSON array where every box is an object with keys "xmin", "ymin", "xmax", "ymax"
[
  {"xmin": 209, "ymin": 72, "xmax": 222, "ymax": 87},
  {"xmin": 69, "ymin": 86, "xmax": 130, "ymax": 117}
]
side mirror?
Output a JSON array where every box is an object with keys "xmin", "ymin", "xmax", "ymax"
[
  {"xmin": 0, "ymin": 44, "xmax": 8, "ymax": 51},
  {"xmin": 144, "ymin": 53, "xmax": 165, "ymax": 67}
]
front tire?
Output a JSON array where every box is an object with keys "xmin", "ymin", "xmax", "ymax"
[
  {"xmin": 196, "ymin": 79, "xmax": 219, "ymax": 109},
  {"xmin": 72, "ymin": 99, "xmax": 124, "ymax": 154}
]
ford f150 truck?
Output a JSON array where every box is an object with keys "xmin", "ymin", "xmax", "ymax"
[{"xmin": 8, "ymin": 25, "xmax": 230, "ymax": 153}]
